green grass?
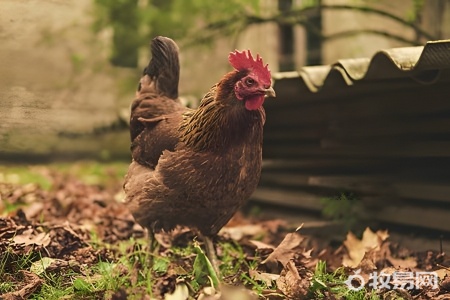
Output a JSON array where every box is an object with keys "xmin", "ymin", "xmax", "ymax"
[
  {"xmin": 27, "ymin": 238, "xmax": 154, "ymax": 299},
  {"xmin": 35, "ymin": 272, "xmax": 76, "ymax": 300},
  {"xmin": 0, "ymin": 167, "xmax": 52, "ymax": 190},
  {"xmin": 0, "ymin": 161, "xmax": 128, "ymax": 190},
  {"xmin": 219, "ymin": 241, "xmax": 247, "ymax": 277},
  {"xmin": 310, "ymin": 260, "xmax": 380, "ymax": 300}
]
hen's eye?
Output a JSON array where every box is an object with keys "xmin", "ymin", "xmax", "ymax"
[{"xmin": 245, "ymin": 78, "xmax": 255, "ymax": 86}]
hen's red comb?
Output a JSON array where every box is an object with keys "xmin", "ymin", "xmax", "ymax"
[{"xmin": 229, "ymin": 50, "xmax": 271, "ymax": 84}]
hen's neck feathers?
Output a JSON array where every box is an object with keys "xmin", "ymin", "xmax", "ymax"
[{"xmin": 179, "ymin": 70, "xmax": 265, "ymax": 152}]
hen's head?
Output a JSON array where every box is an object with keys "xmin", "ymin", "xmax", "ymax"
[{"xmin": 229, "ymin": 50, "xmax": 276, "ymax": 110}]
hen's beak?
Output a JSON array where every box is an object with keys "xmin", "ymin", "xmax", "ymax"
[{"xmin": 264, "ymin": 86, "xmax": 276, "ymax": 98}]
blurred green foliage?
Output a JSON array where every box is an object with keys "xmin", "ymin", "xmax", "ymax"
[
  {"xmin": 92, "ymin": 0, "xmax": 433, "ymax": 68},
  {"xmin": 0, "ymin": 161, "xmax": 128, "ymax": 190},
  {"xmin": 320, "ymin": 193, "xmax": 360, "ymax": 231},
  {"xmin": 92, "ymin": 0, "xmax": 261, "ymax": 67}
]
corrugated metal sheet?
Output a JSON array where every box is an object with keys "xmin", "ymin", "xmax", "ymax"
[
  {"xmin": 254, "ymin": 39, "xmax": 450, "ymax": 232},
  {"xmin": 273, "ymin": 39, "xmax": 450, "ymax": 94}
]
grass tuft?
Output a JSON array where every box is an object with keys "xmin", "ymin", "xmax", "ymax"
[{"xmin": 310, "ymin": 260, "xmax": 380, "ymax": 300}]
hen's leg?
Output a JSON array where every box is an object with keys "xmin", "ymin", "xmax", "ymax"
[
  {"xmin": 202, "ymin": 235, "xmax": 221, "ymax": 277},
  {"xmin": 147, "ymin": 230, "xmax": 159, "ymax": 265},
  {"xmin": 148, "ymin": 229, "xmax": 155, "ymax": 253}
]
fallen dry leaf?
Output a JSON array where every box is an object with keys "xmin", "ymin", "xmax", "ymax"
[
  {"xmin": 262, "ymin": 231, "xmax": 304, "ymax": 273},
  {"xmin": 260, "ymin": 219, "xmax": 287, "ymax": 234},
  {"xmin": 21, "ymin": 201, "xmax": 44, "ymax": 219},
  {"xmin": 219, "ymin": 224, "xmax": 265, "ymax": 241},
  {"xmin": 249, "ymin": 269, "xmax": 280, "ymax": 287},
  {"xmin": 387, "ymin": 255, "xmax": 417, "ymax": 269},
  {"xmin": 437, "ymin": 268, "xmax": 450, "ymax": 280},
  {"xmin": 196, "ymin": 285, "xmax": 256, "ymax": 300},
  {"xmin": 164, "ymin": 283, "xmax": 189, "ymax": 300},
  {"xmin": 248, "ymin": 240, "xmax": 274, "ymax": 250},
  {"xmin": 12, "ymin": 229, "xmax": 51, "ymax": 247},
  {"xmin": 343, "ymin": 227, "xmax": 389, "ymax": 268},
  {"xmin": 276, "ymin": 261, "xmax": 309, "ymax": 300},
  {"xmin": 439, "ymin": 275, "xmax": 450, "ymax": 292},
  {"xmin": 209, "ymin": 284, "xmax": 258, "ymax": 300},
  {"xmin": 30, "ymin": 257, "xmax": 56, "ymax": 275}
]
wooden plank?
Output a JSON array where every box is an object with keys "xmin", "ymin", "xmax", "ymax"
[
  {"xmin": 262, "ymin": 158, "xmax": 392, "ymax": 170},
  {"xmin": 260, "ymin": 174, "xmax": 383, "ymax": 193},
  {"xmin": 260, "ymin": 173, "xmax": 450, "ymax": 203},
  {"xmin": 253, "ymin": 185, "xmax": 450, "ymax": 232},
  {"xmin": 259, "ymin": 173, "xmax": 310, "ymax": 187},
  {"xmin": 361, "ymin": 204, "xmax": 450, "ymax": 232},
  {"xmin": 393, "ymin": 183, "xmax": 450, "ymax": 203},
  {"xmin": 307, "ymin": 176, "xmax": 395, "ymax": 193},
  {"xmin": 251, "ymin": 187, "xmax": 324, "ymax": 211},
  {"xmin": 327, "ymin": 116, "xmax": 450, "ymax": 138},
  {"xmin": 263, "ymin": 140, "xmax": 450, "ymax": 158},
  {"xmin": 308, "ymin": 176, "xmax": 450, "ymax": 204},
  {"xmin": 268, "ymin": 75, "xmax": 450, "ymax": 106},
  {"xmin": 266, "ymin": 84, "xmax": 450, "ymax": 125},
  {"xmin": 264, "ymin": 126, "xmax": 328, "ymax": 141},
  {"xmin": 265, "ymin": 116, "xmax": 450, "ymax": 142},
  {"xmin": 263, "ymin": 158, "xmax": 450, "ymax": 179}
]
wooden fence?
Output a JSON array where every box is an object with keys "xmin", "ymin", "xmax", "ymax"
[{"xmin": 252, "ymin": 40, "xmax": 450, "ymax": 232}]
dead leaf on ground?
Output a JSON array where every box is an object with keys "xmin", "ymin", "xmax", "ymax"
[
  {"xmin": 248, "ymin": 240, "xmax": 274, "ymax": 251},
  {"xmin": 12, "ymin": 229, "xmax": 51, "ymax": 247},
  {"xmin": 437, "ymin": 268, "xmax": 450, "ymax": 280},
  {"xmin": 262, "ymin": 231, "xmax": 304, "ymax": 273},
  {"xmin": 219, "ymin": 224, "xmax": 265, "ymax": 241},
  {"xmin": 260, "ymin": 219, "xmax": 287, "ymax": 234},
  {"xmin": 276, "ymin": 261, "xmax": 310, "ymax": 300},
  {"xmin": 249, "ymin": 269, "xmax": 280, "ymax": 287},
  {"xmin": 342, "ymin": 227, "xmax": 389, "ymax": 268},
  {"xmin": 30, "ymin": 257, "xmax": 56, "ymax": 275},
  {"xmin": 197, "ymin": 284, "xmax": 257, "ymax": 300},
  {"xmin": 439, "ymin": 275, "xmax": 450, "ymax": 292},
  {"xmin": 387, "ymin": 254, "xmax": 417, "ymax": 269},
  {"xmin": 164, "ymin": 283, "xmax": 189, "ymax": 300}
]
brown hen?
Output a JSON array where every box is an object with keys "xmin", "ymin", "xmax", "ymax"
[{"xmin": 124, "ymin": 36, "xmax": 275, "ymax": 271}]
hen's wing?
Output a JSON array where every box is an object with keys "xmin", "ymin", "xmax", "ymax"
[{"xmin": 130, "ymin": 36, "xmax": 186, "ymax": 168}]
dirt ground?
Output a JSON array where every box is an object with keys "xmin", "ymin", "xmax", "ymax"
[{"xmin": 0, "ymin": 163, "xmax": 449, "ymax": 299}]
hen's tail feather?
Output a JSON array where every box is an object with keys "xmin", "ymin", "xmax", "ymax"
[
  {"xmin": 141, "ymin": 36, "xmax": 180, "ymax": 100},
  {"xmin": 130, "ymin": 36, "xmax": 182, "ymax": 143}
]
